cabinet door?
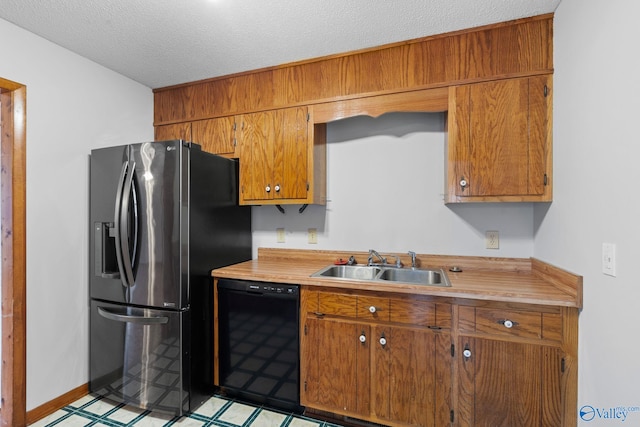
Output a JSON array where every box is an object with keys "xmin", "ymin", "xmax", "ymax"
[
  {"xmin": 458, "ymin": 337, "xmax": 563, "ymax": 427},
  {"xmin": 155, "ymin": 122, "xmax": 191, "ymax": 141},
  {"xmin": 302, "ymin": 317, "xmax": 370, "ymax": 416},
  {"xmin": 372, "ymin": 326, "xmax": 451, "ymax": 427},
  {"xmin": 447, "ymin": 75, "xmax": 551, "ymax": 202},
  {"xmin": 192, "ymin": 116, "xmax": 236, "ymax": 155},
  {"xmin": 278, "ymin": 106, "xmax": 309, "ymax": 200},
  {"xmin": 238, "ymin": 107, "xmax": 309, "ymax": 203},
  {"xmin": 239, "ymin": 111, "xmax": 274, "ymax": 201}
]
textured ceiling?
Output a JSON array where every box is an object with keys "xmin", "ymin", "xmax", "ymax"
[{"xmin": 0, "ymin": 0, "xmax": 561, "ymax": 89}]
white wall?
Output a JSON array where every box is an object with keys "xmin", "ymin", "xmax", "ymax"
[
  {"xmin": 0, "ymin": 18, "xmax": 153, "ymax": 410},
  {"xmin": 534, "ymin": 0, "xmax": 640, "ymax": 425},
  {"xmin": 253, "ymin": 113, "xmax": 535, "ymax": 258}
]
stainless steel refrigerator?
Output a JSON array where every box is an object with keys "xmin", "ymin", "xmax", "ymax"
[{"xmin": 89, "ymin": 140, "xmax": 251, "ymax": 416}]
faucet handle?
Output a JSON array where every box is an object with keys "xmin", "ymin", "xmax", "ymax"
[{"xmin": 408, "ymin": 251, "xmax": 417, "ymax": 268}]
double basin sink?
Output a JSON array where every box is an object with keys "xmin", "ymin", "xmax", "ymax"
[{"xmin": 311, "ymin": 264, "xmax": 451, "ymax": 287}]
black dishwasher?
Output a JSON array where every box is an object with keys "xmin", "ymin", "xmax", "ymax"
[{"xmin": 217, "ymin": 279, "xmax": 302, "ymax": 413}]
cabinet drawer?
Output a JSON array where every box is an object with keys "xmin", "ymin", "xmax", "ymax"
[
  {"xmin": 389, "ymin": 300, "xmax": 451, "ymax": 328},
  {"xmin": 317, "ymin": 293, "xmax": 357, "ymax": 317},
  {"xmin": 461, "ymin": 307, "xmax": 562, "ymax": 341},
  {"xmin": 357, "ymin": 296, "xmax": 389, "ymax": 322}
]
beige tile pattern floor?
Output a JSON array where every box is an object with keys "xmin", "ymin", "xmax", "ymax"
[{"xmin": 29, "ymin": 394, "xmax": 344, "ymax": 427}]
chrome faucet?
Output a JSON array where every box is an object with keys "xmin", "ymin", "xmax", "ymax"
[
  {"xmin": 368, "ymin": 249, "xmax": 403, "ymax": 268},
  {"xmin": 368, "ymin": 249, "xmax": 386, "ymax": 266}
]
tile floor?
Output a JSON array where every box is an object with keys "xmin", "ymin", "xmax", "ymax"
[{"xmin": 29, "ymin": 394, "xmax": 344, "ymax": 427}]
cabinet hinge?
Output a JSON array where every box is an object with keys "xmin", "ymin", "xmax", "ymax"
[
  {"xmin": 304, "ymin": 381, "xmax": 307, "ymax": 391},
  {"xmin": 561, "ymin": 358, "xmax": 566, "ymax": 373},
  {"xmin": 544, "ymin": 85, "xmax": 549, "ymax": 97},
  {"xmin": 233, "ymin": 138, "xmax": 237, "ymax": 147},
  {"xmin": 233, "ymin": 122, "xmax": 237, "ymax": 131},
  {"xmin": 450, "ymin": 410, "xmax": 455, "ymax": 423},
  {"xmin": 544, "ymin": 173, "xmax": 548, "ymax": 186},
  {"xmin": 307, "ymin": 113, "xmax": 310, "ymax": 122},
  {"xmin": 451, "ymin": 344, "xmax": 455, "ymax": 357},
  {"xmin": 304, "ymin": 324, "xmax": 307, "ymax": 335}
]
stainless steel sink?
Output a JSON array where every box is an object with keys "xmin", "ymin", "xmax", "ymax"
[
  {"xmin": 311, "ymin": 265, "xmax": 382, "ymax": 280},
  {"xmin": 378, "ymin": 267, "xmax": 450, "ymax": 286},
  {"xmin": 311, "ymin": 264, "xmax": 451, "ymax": 287}
]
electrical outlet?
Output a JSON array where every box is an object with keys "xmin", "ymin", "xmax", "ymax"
[
  {"xmin": 602, "ymin": 243, "xmax": 616, "ymax": 277},
  {"xmin": 485, "ymin": 231, "xmax": 499, "ymax": 249},
  {"xmin": 276, "ymin": 228, "xmax": 285, "ymax": 243},
  {"xmin": 308, "ymin": 228, "xmax": 318, "ymax": 244}
]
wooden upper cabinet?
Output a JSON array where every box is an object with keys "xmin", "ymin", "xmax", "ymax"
[
  {"xmin": 153, "ymin": 15, "xmax": 553, "ymax": 124},
  {"xmin": 192, "ymin": 116, "xmax": 237, "ymax": 156},
  {"xmin": 238, "ymin": 106, "xmax": 326, "ymax": 205},
  {"xmin": 155, "ymin": 122, "xmax": 191, "ymax": 142},
  {"xmin": 446, "ymin": 75, "xmax": 552, "ymax": 203},
  {"xmin": 155, "ymin": 118, "xmax": 238, "ymax": 157}
]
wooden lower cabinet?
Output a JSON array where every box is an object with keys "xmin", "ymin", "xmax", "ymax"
[
  {"xmin": 372, "ymin": 325, "xmax": 452, "ymax": 426},
  {"xmin": 300, "ymin": 289, "xmax": 577, "ymax": 427},
  {"xmin": 456, "ymin": 338, "xmax": 563, "ymax": 427},
  {"xmin": 303, "ymin": 317, "xmax": 370, "ymax": 416},
  {"xmin": 301, "ymin": 288, "xmax": 452, "ymax": 427}
]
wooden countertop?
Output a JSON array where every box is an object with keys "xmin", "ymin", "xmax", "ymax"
[{"xmin": 211, "ymin": 248, "xmax": 583, "ymax": 308}]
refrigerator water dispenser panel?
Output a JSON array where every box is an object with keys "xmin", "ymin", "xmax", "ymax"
[{"xmin": 94, "ymin": 222, "xmax": 120, "ymax": 279}]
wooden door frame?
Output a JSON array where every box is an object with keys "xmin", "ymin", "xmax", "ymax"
[{"xmin": 0, "ymin": 77, "xmax": 27, "ymax": 427}]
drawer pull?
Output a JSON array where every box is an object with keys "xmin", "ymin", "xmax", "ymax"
[
  {"xmin": 463, "ymin": 349, "xmax": 472, "ymax": 358},
  {"xmin": 359, "ymin": 332, "xmax": 366, "ymax": 344},
  {"xmin": 369, "ymin": 306, "xmax": 377, "ymax": 313},
  {"xmin": 498, "ymin": 319, "xmax": 518, "ymax": 328},
  {"xmin": 313, "ymin": 312, "xmax": 325, "ymax": 317}
]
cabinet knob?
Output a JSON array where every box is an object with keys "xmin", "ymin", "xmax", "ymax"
[
  {"xmin": 359, "ymin": 333, "xmax": 366, "ymax": 343},
  {"xmin": 379, "ymin": 336, "xmax": 387, "ymax": 346},
  {"xmin": 459, "ymin": 178, "xmax": 468, "ymax": 189},
  {"xmin": 265, "ymin": 184, "xmax": 271, "ymax": 193},
  {"xmin": 498, "ymin": 319, "xmax": 518, "ymax": 328},
  {"xmin": 274, "ymin": 184, "xmax": 281, "ymax": 193},
  {"xmin": 463, "ymin": 349, "xmax": 472, "ymax": 358},
  {"xmin": 369, "ymin": 306, "xmax": 377, "ymax": 313}
]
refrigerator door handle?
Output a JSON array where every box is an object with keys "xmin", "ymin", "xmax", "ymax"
[
  {"xmin": 118, "ymin": 161, "xmax": 137, "ymax": 289},
  {"xmin": 97, "ymin": 306, "xmax": 169, "ymax": 325},
  {"xmin": 113, "ymin": 161, "xmax": 129, "ymax": 288}
]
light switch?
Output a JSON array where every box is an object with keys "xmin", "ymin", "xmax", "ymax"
[
  {"xmin": 602, "ymin": 243, "xmax": 616, "ymax": 277},
  {"xmin": 276, "ymin": 228, "xmax": 285, "ymax": 243}
]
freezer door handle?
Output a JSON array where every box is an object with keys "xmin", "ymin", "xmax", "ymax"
[{"xmin": 97, "ymin": 306, "xmax": 169, "ymax": 325}]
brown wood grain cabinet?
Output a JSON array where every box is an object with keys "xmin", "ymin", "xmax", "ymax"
[
  {"xmin": 155, "ymin": 117, "xmax": 238, "ymax": 157},
  {"xmin": 455, "ymin": 304, "xmax": 571, "ymax": 427},
  {"xmin": 301, "ymin": 289, "xmax": 452, "ymax": 426},
  {"xmin": 154, "ymin": 15, "xmax": 555, "ymax": 205},
  {"xmin": 237, "ymin": 106, "xmax": 326, "ymax": 205},
  {"xmin": 446, "ymin": 75, "xmax": 552, "ymax": 203},
  {"xmin": 155, "ymin": 122, "xmax": 192, "ymax": 142},
  {"xmin": 192, "ymin": 116, "xmax": 237, "ymax": 156},
  {"xmin": 300, "ymin": 289, "xmax": 577, "ymax": 427}
]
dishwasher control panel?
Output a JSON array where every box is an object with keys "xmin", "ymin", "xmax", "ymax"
[{"xmin": 218, "ymin": 278, "xmax": 298, "ymax": 297}]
